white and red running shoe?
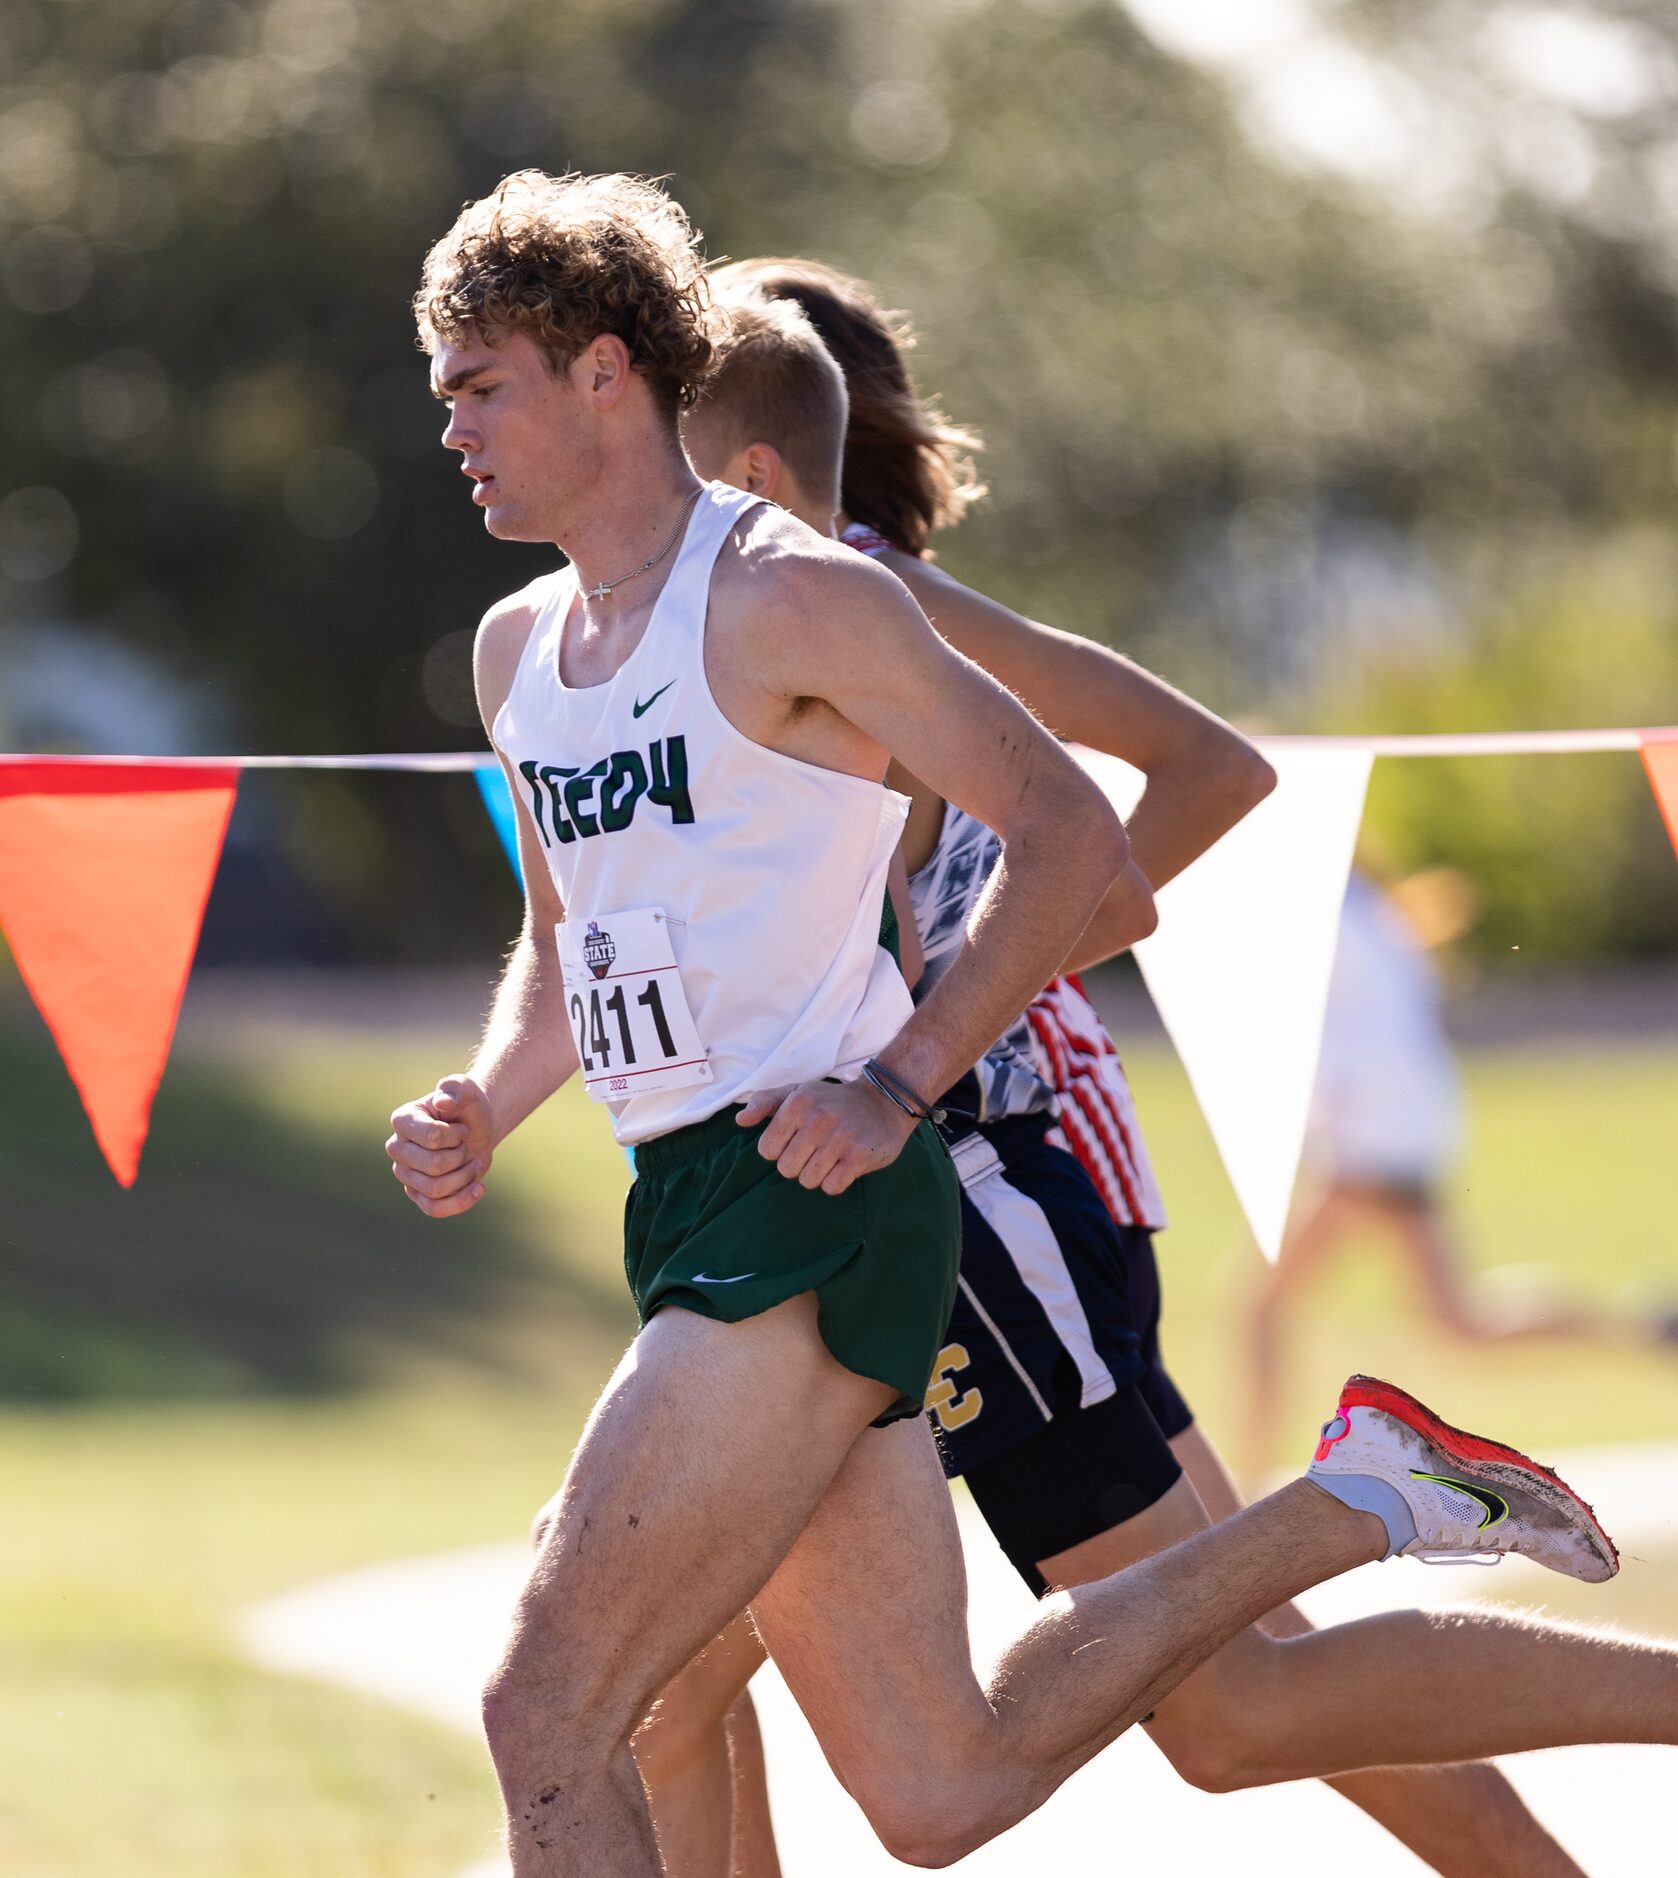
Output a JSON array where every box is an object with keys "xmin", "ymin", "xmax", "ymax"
[{"xmin": 1308, "ymin": 1374, "xmax": 1620, "ymax": 1583}]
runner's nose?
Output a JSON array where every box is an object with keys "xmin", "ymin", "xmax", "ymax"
[{"xmin": 441, "ymin": 406, "xmax": 475, "ymax": 454}]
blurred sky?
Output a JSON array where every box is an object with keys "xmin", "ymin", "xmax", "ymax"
[{"xmin": 1126, "ymin": 1, "xmax": 1675, "ymax": 221}]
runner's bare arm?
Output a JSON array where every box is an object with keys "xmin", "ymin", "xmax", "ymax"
[
  {"xmin": 886, "ymin": 848, "xmax": 924, "ymax": 990},
  {"xmin": 751, "ymin": 550, "xmax": 1133, "ymax": 1116},
  {"xmin": 884, "ymin": 554, "xmax": 1274, "ymax": 962},
  {"xmin": 385, "ymin": 593, "xmax": 580, "ymax": 1219},
  {"xmin": 466, "ymin": 603, "xmax": 582, "ymax": 1133}
]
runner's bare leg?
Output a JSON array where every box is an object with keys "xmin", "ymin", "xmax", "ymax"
[
  {"xmin": 1247, "ymin": 1184, "xmax": 1360, "ymax": 1473},
  {"xmin": 1185, "ymin": 1423, "xmax": 1587, "ymax": 1876},
  {"xmin": 642, "ymin": 1471, "xmax": 1580, "ymax": 1878},
  {"xmin": 1250, "ymin": 1185, "xmax": 1622, "ymax": 1477},
  {"xmin": 633, "ymin": 1619, "xmax": 770, "ymax": 1878},
  {"xmin": 754, "ymin": 1409, "xmax": 1677, "ymax": 1867},
  {"xmin": 622, "ymin": 1383, "xmax": 1678, "ymax": 1875},
  {"xmin": 724, "ymin": 1688, "xmax": 782, "ymax": 1878},
  {"xmin": 488, "ymin": 1292, "xmax": 1387, "ymax": 1875},
  {"xmin": 1032, "ymin": 1421, "xmax": 1672, "ymax": 1804},
  {"xmin": 629, "ymin": 1617, "xmax": 774, "ymax": 1878},
  {"xmin": 748, "ymin": 1413, "xmax": 1384, "ymax": 1866},
  {"xmin": 485, "ymin": 1296, "xmax": 892, "ymax": 1877},
  {"xmin": 630, "ymin": 1615, "xmax": 773, "ymax": 1878}
]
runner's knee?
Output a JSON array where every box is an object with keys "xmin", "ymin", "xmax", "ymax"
[
  {"xmin": 482, "ymin": 1592, "xmax": 646, "ymax": 1762},
  {"xmin": 1145, "ymin": 1637, "xmax": 1283, "ymax": 1793},
  {"xmin": 858, "ymin": 1788, "xmax": 984, "ymax": 1868},
  {"xmin": 483, "ymin": 1665, "xmax": 638, "ymax": 1777},
  {"xmin": 847, "ymin": 1756, "xmax": 1026, "ymax": 1867},
  {"xmin": 481, "ymin": 1662, "xmax": 618, "ymax": 1769},
  {"xmin": 1148, "ymin": 1712, "xmax": 1250, "ymax": 1794}
]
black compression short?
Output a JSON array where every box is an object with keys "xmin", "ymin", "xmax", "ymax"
[{"xmin": 962, "ymin": 1382, "xmax": 1185, "ymax": 1597}]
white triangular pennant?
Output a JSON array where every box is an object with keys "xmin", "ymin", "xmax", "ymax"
[{"xmin": 1072, "ymin": 743, "xmax": 1373, "ymax": 1259}]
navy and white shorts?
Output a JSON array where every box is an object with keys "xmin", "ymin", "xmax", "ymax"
[{"xmin": 927, "ymin": 1116, "xmax": 1192, "ymax": 1477}]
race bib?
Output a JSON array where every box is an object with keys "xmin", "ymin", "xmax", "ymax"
[{"xmin": 558, "ymin": 907, "xmax": 712, "ymax": 1103}]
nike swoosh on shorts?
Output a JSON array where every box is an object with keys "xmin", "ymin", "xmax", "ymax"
[{"xmin": 690, "ymin": 1272, "xmax": 758, "ymax": 1284}]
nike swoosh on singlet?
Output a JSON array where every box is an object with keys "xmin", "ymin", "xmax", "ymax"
[
  {"xmin": 632, "ymin": 681, "xmax": 676, "ymax": 718},
  {"xmin": 691, "ymin": 1272, "xmax": 758, "ymax": 1285},
  {"xmin": 1411, "ymin": 1470, "xmax": 1510, "ymax": 1530}
]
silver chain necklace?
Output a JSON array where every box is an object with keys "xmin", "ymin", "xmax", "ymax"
[{"xmin": 580, "ymin": 486, "xmax": 704, "ymax": 602}]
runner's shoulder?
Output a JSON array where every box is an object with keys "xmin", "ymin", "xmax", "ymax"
[
  {"xmin": 478, "ymin": 568, "xmax": 564, "ymax": 650},
  {"xmin": 475, "ymin": 569, "xmax": 565, "ymax": 700},
  {"xmin": 722, "ymin": 503, "xmax": 919, "ymax": 645}
]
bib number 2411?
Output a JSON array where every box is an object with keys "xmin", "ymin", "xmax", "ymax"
[{"xmin": 557, "ymin": 907, "xmax": 712, "ymax": 1103}]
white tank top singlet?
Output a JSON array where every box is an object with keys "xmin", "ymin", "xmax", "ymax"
[{"xmin": 494, "ymin": 483, "xmax": 913, "ymax": 1145}]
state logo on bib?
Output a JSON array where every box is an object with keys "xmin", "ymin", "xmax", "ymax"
[
  {"xmin": 582, "ymin": 920, "xmax": 616, "ymax": 980},
  {"xmin": 558, "ymin": 906, "xmax": 712, "ymax": 1104}
]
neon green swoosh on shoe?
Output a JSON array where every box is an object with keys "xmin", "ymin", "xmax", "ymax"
[{"xmin": 1411, "ymin": 1470, "xmax": 1510, "ymax": 1531}]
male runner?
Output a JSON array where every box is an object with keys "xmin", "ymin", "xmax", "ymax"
[
  {"xmin": 387, "ymin": 173, "xmax": 1646, "ymax": 1878},
  {"xmin": 636, "ymin": 277, "xmax": 1648, "ymax": 1877}
]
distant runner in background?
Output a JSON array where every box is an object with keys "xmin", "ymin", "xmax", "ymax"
[{"xmin": 1248, "ymin": 862, "xmax": 1636, "ymax": 1471}]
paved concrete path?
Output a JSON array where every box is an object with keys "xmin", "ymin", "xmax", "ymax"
[{"xmin": 242, "ymin": 1442, "xmax": 1678, "ymax": 1876}]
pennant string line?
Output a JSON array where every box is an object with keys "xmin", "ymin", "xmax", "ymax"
[
  {"xmin": 0, "ymin": 752, "xmax": 494, "ymax": 771},
  {"xmin": 1259, "ymin": 729, "xmax": 1663, "ymax": 756},
  {"xmin": 2, "ymin": 727, "xmax": 1675, "ymax": 771}
]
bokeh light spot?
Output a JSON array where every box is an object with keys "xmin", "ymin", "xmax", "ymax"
[
  {"xmin": 283, "ymin": 446, "xmax": 380, "ymax": 540},
  {"xmin": 420, "ymin": 627, "xmax": 480, "ymax": 727},
  {"xmin": 43, "ymin": 350, "xmax": 171, "ymax": 457},
  {"xmin": 0, "ymin": 487, "xmax": 80, "ymax": 582},
  {"xmin": 4, "ymin": 225, "xmax": 94, "ymax": 314},
  {"xmin": 850, "ymin": 81, "xmax": 952, "ymax": 170}
]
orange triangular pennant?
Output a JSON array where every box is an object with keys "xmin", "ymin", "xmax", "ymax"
[
  {"xmin": 1642, "ymin": 736, "xmax": 1678, "ymax": 863},
  {"xmin": 0, "ymin": 761, "xmax": 237, "ymax": 1185}
]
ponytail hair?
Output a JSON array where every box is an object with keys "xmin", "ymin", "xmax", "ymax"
[{"xmin": 712, "ymin": 257, "xmax": 984, "ymax": 555}]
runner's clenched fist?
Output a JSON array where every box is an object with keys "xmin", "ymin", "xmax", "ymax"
[{"xmin": 386, "ymin": 1073, "xmax": 493, "ymax": 1217}]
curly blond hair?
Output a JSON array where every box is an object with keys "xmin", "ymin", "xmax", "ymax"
[{"xmin": 415, "ymin": 170, "xmax": 721, "ymax": 411}]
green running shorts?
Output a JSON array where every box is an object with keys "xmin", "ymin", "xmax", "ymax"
[{"xmin": 625, "ymin": 1103, "xmax": 961, "ymax": 1424}]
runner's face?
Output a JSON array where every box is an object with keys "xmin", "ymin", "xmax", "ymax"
[{"xmin": 432, "ymin": 327, "xmax": 591, "ymax": 542}]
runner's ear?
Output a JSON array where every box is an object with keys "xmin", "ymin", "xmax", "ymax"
[
  {"xmin": 740, "ymin": 441, "xmax": 785, "ymax": 500},
  {"xmin": 579, "ymin": 333, "xmax": 635, "ymax": 408}
]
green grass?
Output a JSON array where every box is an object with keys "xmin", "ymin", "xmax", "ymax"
[
  {"xmin": 4, "ymin": 993, "xmax": 1677, "ymax": 1873},
  {"xmin": 0, "ymin": 1002, "xmax": 635, "ymax": 1875},
  {"xmin": 4, "ymin": 1632, "xmax": 491, "ymax": 1876},
  {"xmin": 0, "ymin": 1393, "xmax": 589, "ymax": 1875}
]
